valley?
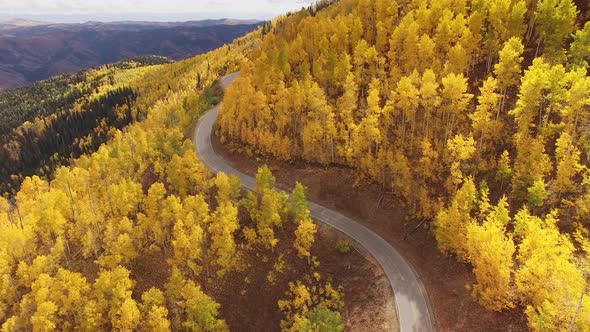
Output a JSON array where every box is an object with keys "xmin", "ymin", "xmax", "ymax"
[{"xmin": 0, "ymin": 19, "xmax": 262, "ymax": 90}]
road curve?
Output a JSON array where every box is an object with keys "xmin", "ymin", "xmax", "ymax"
[{"xmin": 194, "ymin": 73, "xmax": 435, "ymax": 332}]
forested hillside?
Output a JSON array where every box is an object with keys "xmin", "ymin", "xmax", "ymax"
[
  {"xmin": 0, "ymin": 27, "xmax": 359, "ymax": 331},
  {"xmin": 217, "ymin": 0, "xmax": 590, "ymax": 330},
  {"xmin": 0, "ymin": 56, "xmax": 176, "ymax": 194}
]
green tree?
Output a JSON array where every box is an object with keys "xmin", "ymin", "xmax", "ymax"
[
  {"xmin": 290, "ymin": 182, "xmax": 310, "ymax": 223},
  {"xmin": 291, "ymin": 304, "xmax": 344, "ymax": 332},
  {"xmin": 568, "ymin": 22, "xmax": 590, "ymax": 68},
  {"xmin": 533, "ymin": 0, "xmax": 578, "ymax": 61}
]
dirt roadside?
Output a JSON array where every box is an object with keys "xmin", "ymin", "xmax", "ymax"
[{"xmin": 212, "ymin": 135, "xmax": 528, "ymax": 332}]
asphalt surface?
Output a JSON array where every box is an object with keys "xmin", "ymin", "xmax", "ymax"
[{"xmin": 194, "ymin": 72, "xmax": 435, "ymax": 332}]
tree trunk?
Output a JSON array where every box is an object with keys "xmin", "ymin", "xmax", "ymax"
[
  {"xmin": 15, "ymin": 204, "xmax": 24, "ymax": 230},
  {"xmin": 534, "ymin": 38, "xmax": 542, "ymax": 59},
  {"xmin": 568, "ymin": 289, "xmax": 585, "ymax": 332},
  {"xmin": 527, "ymin": 0, "xmax": 538, "ymax": 41}
]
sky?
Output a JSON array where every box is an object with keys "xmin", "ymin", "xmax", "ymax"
[{"xmin": 0, "ymin": 0, "xmax": 312, "ymax": 23}]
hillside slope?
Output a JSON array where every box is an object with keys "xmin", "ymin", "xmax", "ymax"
[
  {"xmin": 0, "ymin": 56, "xmax": 179, "ymax": 194},
  {"xmin": 0, "ymin": 21, "xmax": 373, "ymax": 332},
  {"xmin": 217, "ymin": 0, "xmax": 590, "ymax": 330}
]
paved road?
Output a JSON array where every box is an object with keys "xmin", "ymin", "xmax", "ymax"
[{"xmin": 194, "ymin": 73, "xmax": 435, "ymax": 332}]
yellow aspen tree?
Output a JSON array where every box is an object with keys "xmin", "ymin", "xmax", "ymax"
[
  {"xmin": 496, "ymin": 150, "xmax": 512, "ymax": 190},
  {"xmin": 218, "ymin": 77, "xmax": 267, "ymax": 144},
  {"xmin": 419, "ymin": 70, "xmax": 441, "ymax": 139},
  {"xmin": 113, "ymin": 298, "xmax": 140, "ymax": 332},
  {"xmin": 418, "ymin": 139, "xmax": 441, "ymax": 185},
  {"xmin": 434, "ymin": 177, "xmax": 477, "ymax": 260},
  {"xmin": 97, "ymin": 217, "xmax": 138, "ymax": 269},
  {"xmin": 214, "ymin": 172, "xmax": 241, "ymax": 204},
  {"xmin": 137, "ymin": 182, "xmax": 167, "ymax": 251},
  {"xmin": 400, "ymin": 19, "xmax": 420, "ymax": 74},
  {"xmin": 387, "ymin": 151, "xmax": 413, "ymax": 204},
  {"xmin": 294, "ymin": 218, "xmax": 317, "ymax": 264},
  {"xmin": 209, "ymin": 202, "xmax": 239, "ymax": 277},
  {"xmin": 458, "ymin": 21, "xmax": 481, "ymax": 71},
  {"xmin": 562, "ymin": 67, "xmax": 590, "ymax": 135},
  {"xmin": 255, "ymin": 165, "xmax": 276, "ymax": 193},
  {"xmin": 336, "ymin": 72, "xmax": 358, "ymax": 164},
  {"xmin": 434, "ymin": 9, "xmax": 454, "ymax": 56},
  {"xmin": 352, "ymin": 113, "xmax": 382, "ymax": 179},
  {"xmin": 512, "ymin": 135, "xmax": 552, "ymax": 202},
  {"xmin": 278, "ymin": 281, "xmax": 313, "ymax": 330},
  {"xmin": 0, "ymin": 253, "xmax": 15, "ymax": 322},
  {"xmin": 353, "ymin": 79, "xmax": 384, "ymax": 178},
  {"xmin": 446, "ymin": 134, "xmax": 476, "ymax": 190},
  {"xmin": 394, "ymin": 76, "xmax": 420, "ymax": 149},
  {"xmin": 553, "ymin": 132, "xmax": 582, "ymax": 197},
  {"xmin": 158, "ymin": 195, "xmax": 183, "ymax": 250},
  {"xmin": 166, "ymin": 149, "xmax": 210, "ymax": 198},
  {"xmin": 417, "ymin": 35, "xmax": 438, "ymax": 74},
  {"xmin": 17, "ymin": 183, "xmax": 68, "ymax": 249},
  {"xmin": 51, "ymin": 269, "xmax": 91, "ymax": 329},
  {"xmin": 169, "ymin": 217, "xmax": 202, "ymax": 275},
  {"xmin": 353, "ymin": 39, "xmax": 379, "ymax": 98},
  {"xmin": 375, "ymin": 0, "xmax": 398, "ymax": 57},
  {"xmin": 16, "ymin": 255, "xmax": 54, "ymax": 288},
  {"xmin": 445, "ymin": 44, "xmax": 470, "ymax": 75},
  {"xmin": 514, "ymin": 209, "xmax": 586, "ymax": 331},
  {"xmin": 493, "ymin": 37, "xmax": 524, "ymax": 115},
  {"xmin": 246, "ymin": 166, "xmax": 288, "ymax": 250},
  {"xmin": 440, "ymin": 73, "xmax": 473, "ymax": 144},
  {"xmin": 510, "ymin": 58, "xmax": 550, "ymax": 132},
  {"xmin": 170, "ymin": 196, "xmax": 208, "ymax": 276},
  {"xmin": 140, "ymin": 288, "xmax": 171, "ymax": 332},
  {"xmin": 31, "ymin": 301, "xmax": 58, "ymax": 332},
  {"xmin": 256, "ymin": 192, "xmax": 283, "ymax": 250},
  {"xmin": 164, "ymin": 268, "xmax": 185, "ymax": 330},
  {"xmin": 181, "ymin": 280, "xmax": 228, "ymax": 332},
  {"xmin": 301, "ymin": 79, "xmax": 337, "ymax": 164},
  {"xmin": 470, "ymin": 77, "xmax": 502, "ymax": 157},
  {"xmin": 92, "ymin": 266, "xmax": 135, "ymax": 327},
  {"xmin": 483, "ymin": 0, "xmax": 527, "ymax": 71},
  {"xmin": 357, "ymin": 0, "xmax": 377, "ymax": 43},
  {"xmin": 142, "ymin": 305, "xmax": 171, "ymax": 332},
  {"xmin": 466, "ymin": 198, "xmax": 516, "ymax": 311},
  {"xmin": 106, "ymin": 179, "xmax": 143, "ymax": 218}
]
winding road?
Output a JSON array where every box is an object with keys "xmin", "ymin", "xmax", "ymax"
[{"xmin": 194, "ymin": 73, "xmax": 435, "ymax": 332}]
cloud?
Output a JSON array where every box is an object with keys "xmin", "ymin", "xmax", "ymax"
[{"xmin": 0, "ymin": 0, "xmax": 307, "ymax": 15}]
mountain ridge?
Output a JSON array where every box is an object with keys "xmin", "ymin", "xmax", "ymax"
[
  {"xmin": 0, "ymin": 20, "xmax": 263, "ymax": 90},
  {"xmin": 0, "ymin": 18, "xmax": 262, "ymax": 32}
]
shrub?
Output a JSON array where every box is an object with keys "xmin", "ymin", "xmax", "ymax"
[{"xmin": 335, "ymin": 240, "xmax": 352, "ymax": 254}]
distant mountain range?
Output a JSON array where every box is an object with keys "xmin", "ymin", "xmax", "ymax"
[{"xmin": 0, "ymin": 19, "xmax": 262, "ymax": 90}]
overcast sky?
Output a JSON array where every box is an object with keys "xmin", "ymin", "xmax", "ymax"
[{"xmin": 0, "ymin": 0, "xmax": 312, "ymax": 22}]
